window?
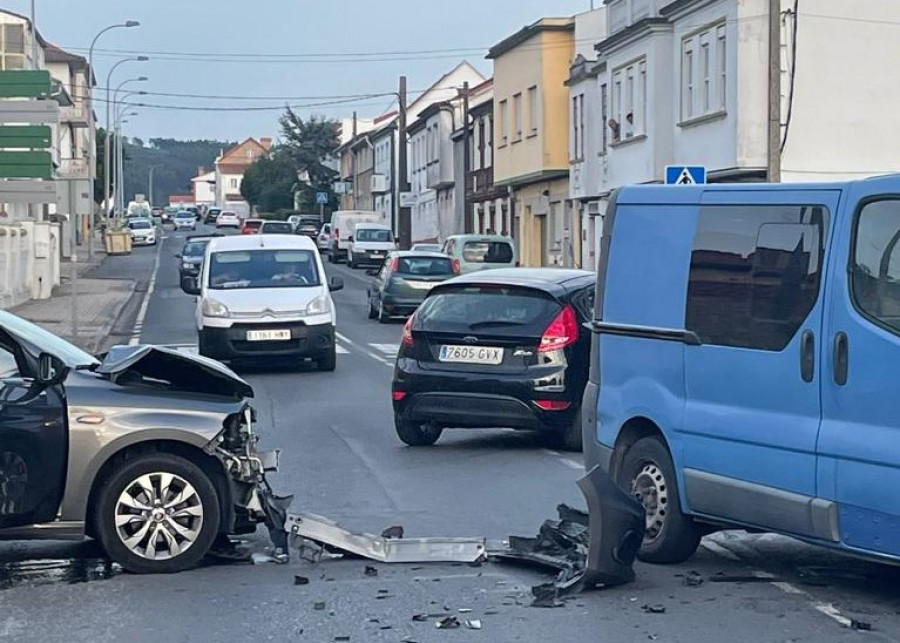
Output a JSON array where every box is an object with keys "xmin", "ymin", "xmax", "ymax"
[
  {"xmin": 701, "ymin": 36, "xmax": 711, "ymax": 112},
  {"xmin": 0, "ymin": 24, "xmax": 25, "ymax": 70},
  {"xmin": 512, "ymin": 92, "xmax": 523, "ymax": 141},
  {"xmin": 463, "ymin": 240, "xmax": 514, "ymax": 264},
  {"xmin": 682, "ymin": 22, "xmax": 727, "ymax": 120},
  {"xmin": 572, "ymin": 94, "xmax": 585, "ymax": 160},
  {"xmin": 717, "ymin": 25, "xmax": 727, "ymax": 109},
  {"xmin": 852, "ymin": 199, "xmax": 900, "ymax": 335},
  {"xmin": 499, "ymin": 100, "xmax": 509, "ymax": 145},
  {"xmin": 230, "ymin": 178, "xmax": 238, "ymax": 189},
  {"xmin": 209, "ymin": 249, "xmax": 320, "ymax": 290},
  {"xmin": 600, "ymin": 83, "xmax": 609, "ymax": 153},
  {"xmin": 476, "ymin": 117, "xmax": 485, "ymax": 169},
  {"xmin": 610, "ymin": 58, "xmax": 646, "ymax": 141},
  {"xmin": 527, "ymin": 86, "xmax": 539, "ymax": 134},
  {"xmin": 682, "ymin": 42, "xmax": 694, "ymax": 119},
  {"xmin": 686, "ymin": 205, "xmax": 828, "ymax": 351},
  {"xmin": 0, "ymin": 345, "xmax": 19, "ymax": 378}
]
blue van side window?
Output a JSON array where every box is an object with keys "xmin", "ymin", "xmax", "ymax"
[
  {"xmin": 686, "ymin": 205, "xmax": 828, "ymax": 351},
  {"xmin": 852, "ymin": 198, "xmax": 900, "ymax": 335}
]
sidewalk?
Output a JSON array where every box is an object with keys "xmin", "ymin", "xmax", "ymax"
[{"xmin": 10, "ymin": 245, "xmax": 138, "ymax": 355}]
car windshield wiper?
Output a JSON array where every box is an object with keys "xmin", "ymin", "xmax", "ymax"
[{"xmin": 468, "ymin": 320, "xmax": 527, "ymax": 329}]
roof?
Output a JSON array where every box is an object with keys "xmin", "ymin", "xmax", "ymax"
[
  {"xmin": 436, "ymin": 268, "xmax": 595, "ymax": 297},
  {"xmin": 208, "ymin": 233, "xmax": 318, "ymax": 253},
  {"xmin": 192, "ymin": 171, "xmax": 215, "ymax": 182},
  {"xmin": 487, "ymin": 17, "xmax": 575, "ymax": 59}
]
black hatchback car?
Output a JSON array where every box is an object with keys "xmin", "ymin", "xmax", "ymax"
[{"xmin": 392, "ymin": 268, "xmax": 595, "ymax": 451}]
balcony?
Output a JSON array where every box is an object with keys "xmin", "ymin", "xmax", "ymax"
[
  {"xmin": 466, "ymin": 167, "xmax": 506, "ymax": 201},
  {"xmin": 60, "ymin": 100, "xmax": 90, "ymax": 128}
]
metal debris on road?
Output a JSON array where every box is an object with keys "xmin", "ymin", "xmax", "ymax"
[
  {"xmin": 851, "ymin": 619, "xmax": 872, "ymax": 631},
  {"xmin": 382, "ymin": 525, "xmax": 404, "ymax": 539},
  {"xmin": 464, "ymin": 619, "xmax": 483, "ymax": 630},
  {"xmin": 531, "ymin": 583, "xmax": 565, "ymax": 608},
  {"xmin": 293, "ymin": 575, "xmax": 310, "ymax": 586},
  {"xmin": 412, "ymin": 614, "xmax": 428, "ymax": 622},
  {"xmin": 642, "ymin": 604, "xmax": 666, "ymax": 614},
  {"xmin": 682, "ymin": 571, "xmax": 704, "ymax": 587},
  {"xmin": 364, "ymin": 565, "xmax": 379, "ymax": 577},
  {"xmin": 435, "ymin": 616, "xmax": 461, "ymax": 629}
]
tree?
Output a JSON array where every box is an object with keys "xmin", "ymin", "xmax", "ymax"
[
  {"xmin": 94, "ymin": 127, "xmax": 126, "ymax": 208},
  {"xmin": 278, "ymin": 109, "xmax": 340, "ymax": 210},
  {"xmin": 240, "ymin": 148, "xmax": 296, "ymax": 213}
]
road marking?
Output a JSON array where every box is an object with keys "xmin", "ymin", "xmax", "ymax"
[
  {"xmin": 559, "ymin": 458, "xmax": 583, "ymax": 471},
  {"xmin": 370, "ymin": 343, "xmax": 400, "ymax": 356},
  {"xmin": 129, "ymin": 237, "xmax": 163, "ymax": 345},
  {"xmin": 335, "ymin": 332, "xmax": 394, "ymax": 368}
]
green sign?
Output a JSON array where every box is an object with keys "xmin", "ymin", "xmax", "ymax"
[
  {"xmin": 0, "ymin": 125, "xmax": 51, "ymax": 149},
  {"xmin": 0, "ymin": 70, "xmax": 52, "ymax": 99},
  {"xmin": 0, "ymin": 151, "xmax": 53, "ymax": 179}
]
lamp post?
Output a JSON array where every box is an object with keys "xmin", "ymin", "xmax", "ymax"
[
  {"xmin": 115, "ymin": 111, "xmax": 138, "ymax": 216},
  {"xmin": 104, "ymin": 55, "xmax": 148, "ymax": 220},
  {"xmin": 86, "ymin": 20, "xmax": 139, "ymax": 258},
  {"xmin": 108, "ymin": 91, "xmax": 143, "ymax": 220}
]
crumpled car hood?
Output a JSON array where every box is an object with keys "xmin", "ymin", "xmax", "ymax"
[{"xmin": 96, "ymin": 344, "xmax": 254, "ymax": 399}]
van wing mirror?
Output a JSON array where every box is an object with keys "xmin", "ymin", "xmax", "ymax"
[
  {"xmin": 329, "ymin": 275, "xmax": 344, "ymax": 292},
  {"xmin": 37, "ymin": 352, "xmax": 68, "ymax": 386},
  {"xmin": 181, "ymin": 276, "xmax": 201, "ymax": 296}
]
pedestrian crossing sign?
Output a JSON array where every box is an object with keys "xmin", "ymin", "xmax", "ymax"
[{"xmin": 665, "ymin": 165, "xmax": 707, "ymax": 185}]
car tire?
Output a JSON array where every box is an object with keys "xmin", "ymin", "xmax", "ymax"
[
  {"xmin": 545, "ymin": 408, "xmax": 583, "ymax": 452},
  {"xmin": 317, "ymin": 346, "xmax": 337, "ymax": 372},
  {"xmin": 367, "ymin": 295, "xmax": 377, "ymax": 320},
  {"xmin": 377, "ymin": 300, "xmax": 389, "ymax": 324},
  {"xmin": 616, "ymin": 436, "xmax": 701, "ymax": 564},
  {"xmin": 394, "ymin": 415, "xmax": 443, "ymax": 447},
  {"xmin": 92, "ymin": 452, "xmax": 221, "ymax": 574}
]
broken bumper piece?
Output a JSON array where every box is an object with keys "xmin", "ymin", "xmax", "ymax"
[{"xmin": 286, "ymin": 513, "xmax": 489, "ymax": 564}]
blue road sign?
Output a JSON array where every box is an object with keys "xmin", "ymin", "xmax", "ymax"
[
  {"xmin": 665, "ymin": 165, "xmax": 707, "ymax": 185},
  {"xmin": 316, "ymin": 191, "xmax": 329, "ymax": 205}
]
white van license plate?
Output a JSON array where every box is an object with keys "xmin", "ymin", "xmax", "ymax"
[
  {"xmin": 246, "ymin": 329, "xmax": 291, "ymax": 341},
  {"xmin": 439, "ymin": 345, "xmax": 504, "ymax": 365}
]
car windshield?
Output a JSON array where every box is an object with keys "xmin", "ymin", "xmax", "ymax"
[
  {"xmin": 462, "ymin": 241, "xmax": 514, "ymax": 264},
  {"xmin": 130, "ymin": 220, "xmax": 152, "ymax": 230},
  {"xmin": 397, "ymin": 256, "xmax": 453, "ymax": 275},
  {"xmin": 183, "ymin": 241, "xmax": 209, "ymax": 257},
  {"xmin": 416, "ymin": 286, "xmax": 559, "ymax": 332},
  {"xmin": 412, "ymin": 244, "xmax": 442, "ymax": 252},
  {"xmin": 176, "ymin": 212, "xmax": 193, "ymax": 219},
  {"xmin": 0, "ymin": 310, "xmax": 98, "ymax": 368},
  {"xmin": 357, "ymin": 228, "xmax": 393, "ymax": 242},
  {"xmin": 262, "ymin": 222, "xmax": 293, "ymax": 234},
  {"xmin": 208, "ymin": 249, "xmax": 320, "ymax": 289},
  {"xmin": 244, "ymin": 220, "xmax": 262, "ymax": 229}
]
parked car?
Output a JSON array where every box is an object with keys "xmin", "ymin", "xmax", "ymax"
[
  {"xmin": 347, "ymin": 223, "xmax": 397, "ymax": 269},
  {"xmin": 204, "ymin": 207, "xmax": 222, "ymax": 224},
  {"xmin": 215, "ymin": 211, "xmax": 241, "ymax": 229},
  {"xmin": 241, "ymin": 218, "xmax": 264, "ymax": 235},
  {"xmin": 392, "ymin": 268, "xmax": 594, "ymax": 449},
  {"xmin": 441, "ymin": 234, "xmax": 517, "ymax": 274},
  {"xmin": 0, "ymin": 309, "xmax": 282, "ymax": 574},
  {"xmin": 181, "ymin": 234, "xmax": 344, "ymax": 370},
  {"xmin": 328, "ymin": 210, "xmax": 385, "ymax": 263},
  {"xmin": 367, "ymin": 252, "xmax": 455, "ymax": 322},
  {"xmin": 176, "ymin": 234, "xmax": 222, "ymax": 289},
  {"xmin": 411, "ymin": 243, "xmax": 442, "ymax": 253},
  {"xmin": 173, "ymin": 210, "xmax": 197, "ymax": 231},
  {"xmin": 126, "ymin": 217, "xmax": 156, "ymax": 246},
  {"xmin": 317, "ymin": 223, "xmax": 332, "ymax": 252},
  {"xmin": 581, "ymin": 177, "xmax": 900, "ymax": 569},
  {"xmin": 259, "ymin": 220, "xmax": 294, "ymax": 235}
]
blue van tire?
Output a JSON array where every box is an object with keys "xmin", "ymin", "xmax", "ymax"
[{"xmin": 617, "ymin": 436, "xmax": 701, "ymax": 564}]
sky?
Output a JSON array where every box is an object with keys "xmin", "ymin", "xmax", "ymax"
[{"xmin": 12, "ymin": 0, "xmax": 596, "ymax": 142}]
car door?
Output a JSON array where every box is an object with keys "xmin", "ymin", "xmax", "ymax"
[
  {"xmin": 680, "ymin": 190, "xmax": 839, "ymax": 537},
  {"xmin": 819, "ymin": 182, "xmax": 900, "ymax": 557},
  {"xmin": 0, "ymin": 334, "xmax": 68, "ymax": 529},
  {"xmin": 371, "ymin": 256, "xmax": 391, "ymax": 306}
]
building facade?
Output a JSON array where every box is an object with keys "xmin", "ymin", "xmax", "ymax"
[
  {"xmin": 214, "ymin": 137, "xmax": 271, "ymax": 207},
  {"xmin": 489, "ymin": 18, "xmax": 576, "ymax": 268},
  {"xmin": 192, "ymin": 169, "xmax": 215, "ymax": 206}
]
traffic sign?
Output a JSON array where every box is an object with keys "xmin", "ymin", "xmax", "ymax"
[
  {"xmin": 316, "ymin": 191, "xmax": 329, "ymax": 205},
  {"xmin": 665, "ymin": 165, "xmax": 706, "ymax": 185}
]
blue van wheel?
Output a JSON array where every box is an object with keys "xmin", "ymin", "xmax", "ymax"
[{"xmin": 618, "ymin": 436, "xmax": 701, "ymax": 564}]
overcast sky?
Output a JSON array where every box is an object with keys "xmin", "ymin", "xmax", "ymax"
[{"xmin": 14, "ymin": 0, "xmax": 595, "ymax": 142}]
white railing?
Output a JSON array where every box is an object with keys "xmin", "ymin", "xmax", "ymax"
[{"xmin": 0, "ymin": 225, "xmax": 33, "ymax": 309}]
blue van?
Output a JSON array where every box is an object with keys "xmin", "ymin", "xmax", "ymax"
[{"xmin": 581, "ymin": 176, "xmax": 900, "ymax": 567}]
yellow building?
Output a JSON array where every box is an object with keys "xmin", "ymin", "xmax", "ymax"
[{"xmin": 488, "ymin": 18, "xmax": 576, "ymax": 268}]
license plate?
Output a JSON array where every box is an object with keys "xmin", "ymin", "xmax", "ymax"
[
  {"xmin": 439, "ymin": 345, "xmax": 504, "ymax": 365},
  {"xmin": 371, "ymin": 253, "xmax": 385, "ymax": 258},
  {"xmin": 407, "ymin": 280, "xmax": 436, "ymax": 290},
  {"xmin": 246, "ymin": 329, "xmax": 291, "ymax": 341}
]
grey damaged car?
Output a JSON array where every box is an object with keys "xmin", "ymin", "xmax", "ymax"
[{"xmin": 0, "ymin": 310, "xmax": 287, "ymax": 574}]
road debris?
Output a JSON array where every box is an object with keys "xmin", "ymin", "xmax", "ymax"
[
  {"xmin": 364, "ymin": 565, "xmax": 378, "ymax": 577},
  {"xmin": 412, "ymin": 614, "xmax": 428, "ymax": 622},
  {"xmin": 382, "ymin": 526, "xmax": 404, "ymax": 539},
  {"xmin": 464, "ymin": 619, "xmax": 482, "ymax": 630},
  {"xmin": 851, "ymin": 619, "xmax": 872, "ymax": 631},
  {"xmin": 531, "ymin": 583, "xmax": 564, "ymax": 608},
  {"xmin": 293, "ymin": 575, "xmax": 310, "ymax": 586},
  {"xmin": 710, "ymin": 574, "xmax": 775, "ymax": 584},
  {"xmin": 313, "ymin": 601, "xmax": 326, "ymax": 611},
  {"xmin": 642, "ymin": 604, "xmax": 666, "ymax": 614},
  {"xmin": 682, "ymin": 571, "xmax": 704, "ymax": 587},
  {"xmin": 435, "ymin": 616, "xmax": 461, "ymax": 629}
]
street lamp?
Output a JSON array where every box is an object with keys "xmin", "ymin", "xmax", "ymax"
[
  {"xmin": 104, "ymin": 55, "xmax": 148, "ymax": 219},
  {"xmin": 86, "ymin": 20, "xmax": 139, "ymax": 258},
  {"xmin": 115, "ymin": 111, "xmax": 139, "ymax": 216},
  {"xmin": 109, "ymin": 90, "xmax": 145, "ymax": 220}
]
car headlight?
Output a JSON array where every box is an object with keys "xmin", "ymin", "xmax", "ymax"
[
  {"xmin": 306, "ymin": 294, "xmax": 329, "ymax": 316},
  {"xmin": 182, "ymin": 261, "xmax": 193, "ymax": 270},
  {"xmin": 201, "ymin": 298, "xmax": 229, "ymax": 318}
]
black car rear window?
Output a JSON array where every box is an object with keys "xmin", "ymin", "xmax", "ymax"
[
  {"xmin": 416, "ymin": 286, "xmax": 560, "ymax": 333},
  {"xmin": 183, "ymin": 241, "xmax": 208, "ymax": 257},
  {"xmin": 397, "ymin": 257, "xmax": 453, "ymax": 276},
  {"xmin": 462, "ymin": 241, "xmax": 514, "ymax": 264},
  {"xmin": 262, "ymin": 222, "xmax": 293, "ymax": 234}
]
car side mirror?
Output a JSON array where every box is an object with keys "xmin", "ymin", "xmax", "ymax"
[
  {"xmin": 181, "ymin": 276, "xmax": 201, "ymax": 296},
  {"xmin": 37, "ymin": 352, "xmax": 68, "ymax": 386},
  {"xmin": 328, "ymin": 275, "xmax": 344, "ymax": 292},
  {"xmin": 174, "ymin": 253, "xmax": 182, "ymax": 258}
]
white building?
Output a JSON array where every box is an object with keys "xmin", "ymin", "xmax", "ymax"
[
  {"xmin": 192, "ymin": 169, "xmax": 215, "ymax": 206},
  {"xmin": 214, "ymin": 137, "xmax": 271, "ymax": 208},
  {"xmin": 371, "ymin": 115, "xmax": 398, "ymax": 226}
]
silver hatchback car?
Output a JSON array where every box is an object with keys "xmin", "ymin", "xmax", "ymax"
[{"xmin": 0, "ymin": 310, "xmax": 284, "ymax": 574}]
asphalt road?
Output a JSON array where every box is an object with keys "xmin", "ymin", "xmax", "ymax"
[{"xmin": 1, "ymin": 224, "xmax": 899, "ymax": 642}]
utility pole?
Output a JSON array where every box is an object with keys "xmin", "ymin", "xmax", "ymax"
[
  {"xmin": 397, "ymin": 75, "xmax": 411, "ymax": 250},
  {"xmin": 767, "ymin": 0, "xmax": 782, "ymax": 183},
  {"xmin": 462, "ymin": 82, "xmax": 472, "ymax": 234},
  {"xmin": 351, "ymin": 111, "xmax": 358, "ymax": 209},
  {"xmin": 148, "ymin": 165, "xmax": 156, "ymax": 206}
]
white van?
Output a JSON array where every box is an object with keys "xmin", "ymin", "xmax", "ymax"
[
  {"xmin": 347, "ymin": 223, "xmax": 397, "ymax": 268},
  {"xmin": 181, "ymin": 234, "xmax": 344, "ymax": 371},
  {"xmin": 328, "ymin": 210, "xmax": 385, "ymax": 263}
]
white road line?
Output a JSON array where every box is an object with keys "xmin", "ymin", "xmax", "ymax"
[
  {"xmin": 559, "ymin": 458, "xmax": 583, "ymax": 471},
  {"xmin": 129, "ymin": 239, "xmax": 163, "ymax": 345},
  {"xmin": 334, "ymin": 332, "xmax": 394, "ymax": 367},
  {"xmin": 370, "ymin": 343, "xmax": 400, "ymax": 355}
]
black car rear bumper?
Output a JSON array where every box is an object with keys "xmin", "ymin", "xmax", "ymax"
[{"xmin": 200, "ymin": 323, "xmax": 335, "ymax": 361}]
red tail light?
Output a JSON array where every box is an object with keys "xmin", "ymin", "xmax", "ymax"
[
  {"xmin": 391, "ymin": 257, "xmax": 400, "ymax": 272},
  {"xmin": 451, "ymin": 258, "xmax": 461, "ymax": 275},
  {"xmin": 392, "ymin": 391, "xmax": 407, "ymax": 401},
  {"xmin": 538, "ymin": 305, "xmax": 579, "ymax": 352},
  {"xmin": 333, "ymin": 228, "xmax": 339, "ymax": 240},
  {"xmin": 402, "ymin": 315, "xmax": 415, "ymax": 346},
  {"xmin": 534, "ymin": 400, "xmax": 572, "ymax": 411}
]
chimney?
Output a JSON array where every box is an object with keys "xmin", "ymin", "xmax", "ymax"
[
  {"xmin": 197, "ymin": 166, "xmax": 205, "ymax": 177},
  {"xmin": 260, "ymin": 137, "xmax": 272, "ymax": 151}
]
